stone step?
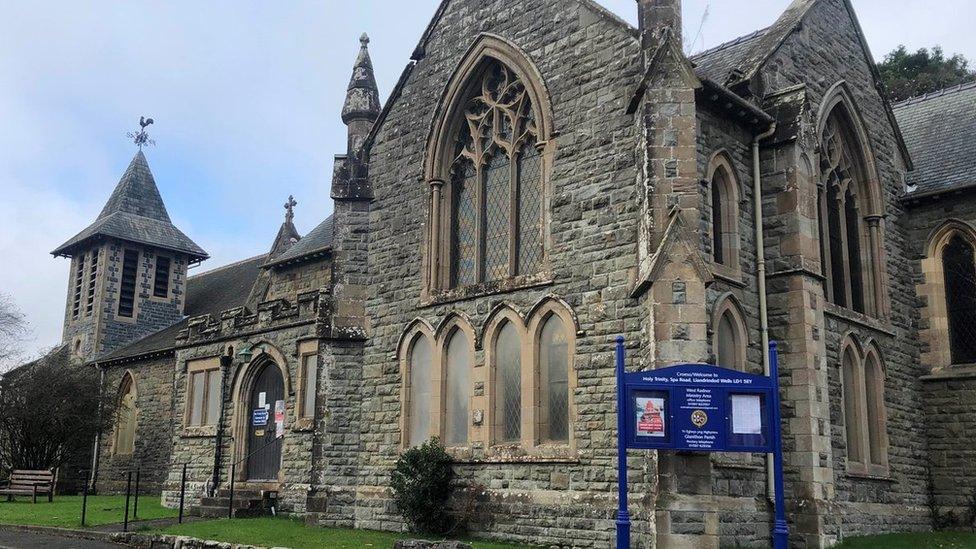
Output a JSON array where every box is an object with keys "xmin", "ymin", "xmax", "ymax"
[
  {"xmin": 215, "ymin": 488, "xmax": 264, "ymax": 500},
  {"xmin": 190, "ymin": 504, "xmax": 268, "ymax": 519},
  {"xmin": 198, "ymin": 496, "xmax": 261, "ymax": 509}
]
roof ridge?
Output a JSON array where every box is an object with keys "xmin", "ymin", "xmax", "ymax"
[
  {"xmin": 893, "ymin": 80, "xmax": 976, "ymax": 108},
  {"xmin": 691, "ymin": 27, "xmax": 769, "ymax": 59},
  {"xmin": 189, "ymin": 254, "xmax": 267, "ymax": 280}
]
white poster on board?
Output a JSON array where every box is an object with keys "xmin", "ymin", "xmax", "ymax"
[{"xmin": 731, "ymin": 394, "xmax": 763, "ymax": 435}]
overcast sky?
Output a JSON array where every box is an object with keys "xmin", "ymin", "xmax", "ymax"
[{"xmin": 1, "ymin": 0, "xmax": 973, "ymax": 361}]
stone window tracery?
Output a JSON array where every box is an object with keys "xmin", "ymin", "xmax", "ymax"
[
  {"xmin": 444, "ymin": 61, "xmax": 544, "ymax": 288},
  {"xmin": 817, "ymin": 103, "xmax": 885, "ymax": 317}
]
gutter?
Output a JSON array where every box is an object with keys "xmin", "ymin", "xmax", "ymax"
[
  {"xmin": 753, "ymin": 121, "xmax": 777, "ymax": 501},
  {"xmin": 89, "ymin": 363, "xmax": 107, "ymax": 493}
]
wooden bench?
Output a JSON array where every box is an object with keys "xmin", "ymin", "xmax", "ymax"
[{"xmin": 0, "ymin": 470, "xmax": 55, "ymax": 503}]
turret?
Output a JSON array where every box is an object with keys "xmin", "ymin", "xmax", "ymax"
[{"xmin": 52, "ymin": 126, "xmax": 207, "ymax": 361}]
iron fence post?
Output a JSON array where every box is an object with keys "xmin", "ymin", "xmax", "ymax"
[
  {"xmin": 123, "ymin": 471, "xmax": 132, "ymax": 533},
  {"xmin": 81, "ymin": 476, "xmax": 89, "ymax": 527},
  {"xmin": 133, "ymin": 467, "xmax": 140, "ymax": 519},
  {"xmin": 178, "ymin": 464, "xmax": 187, "ymax": 524},
  {"xmin": 228, "ymin": 463, "xmax": 236, "ymax": 519}
]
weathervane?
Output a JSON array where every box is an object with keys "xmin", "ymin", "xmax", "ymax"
[
  {"xmin": 127, "ymin": 116, "xmax": 156, "ymax": 149},
  {"xmin": 284, "ymin": 195, "xmax": 298, "ymax": 223}
]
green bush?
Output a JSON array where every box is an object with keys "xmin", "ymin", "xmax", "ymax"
[{"xmin": 390, "ymin": 437, "xmax": 455, "ymax": 534}]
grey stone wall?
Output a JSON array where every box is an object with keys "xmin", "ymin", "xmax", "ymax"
[
  {"xmin": 99, "ymin": 241, "xmax": 187, "ymax": 357},
  {"xmin": 96, "ymin": 354, "xmax": 176, "ymax": 495},
  {"xmin": 361, "ymin": 0, "xmax": 651, "ymax": 546},
  {"xmin": 759, "ymin": 0, "xmax": 931, "ymax": 541},
  {"xmin": 905, "ymin": 186, "xmax": 976, "ymax": 522},
  {"xmin": 266, "ymin": 260, "xmax": 332, "ymax": 303}
]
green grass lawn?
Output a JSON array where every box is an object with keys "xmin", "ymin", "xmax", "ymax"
[
  {"xmin": 154, "ymin": 517, "xmax": 532, "ymax": 549},
  {"xmin": 0, "ymin": 494, "xmax": 177, "ymax": 528},
  {"xmin": 835, "ymin": 532, "xmax": 976, "ymax": 548}
]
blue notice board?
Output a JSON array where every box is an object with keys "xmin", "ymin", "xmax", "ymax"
[
  {"xmin": 624, "ymin": 364, "xmax": 775, "ymax": 453},
  {"xmin": 252, "ymin": 408, "xmax": 269, "ymax": 426},
  {"xmin": 614, "ymin": 340, "xmax": 788, "ymax": 549}
]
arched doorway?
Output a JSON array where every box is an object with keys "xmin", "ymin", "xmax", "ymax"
[{"xmin": 246, "ymin": 362, "xmax": 284, "ymax": 481}]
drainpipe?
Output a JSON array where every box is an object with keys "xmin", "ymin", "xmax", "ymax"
[
  {"xmin": 753, "ymin": 121, "xmax": 777, "ymax": 500},
  {"xmin": 89, "ymin": 363, "xmax": 106, "ymax": 494},
  {"xmin": 210, "ymin": 353, "xmax": 234, "ymax": 497}
]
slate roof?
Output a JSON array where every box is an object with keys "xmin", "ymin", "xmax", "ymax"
[
  {"xmin": 97, "ymin": 254, "xmax": 267, "ymax": 362},
  {"xmin": 52, "ymin": 151, "xmax": 208, "ymax": 260},
  {"xmin": 690, "ymin": 28, "xmax": 769, "ymax": 85},
  {"xmin": 264, "ymin": 214, "xmax": 334, "ymax": 267},
  {"xmin": 895, "ymin": 82, "xmax": 976, "ymax": 197}
]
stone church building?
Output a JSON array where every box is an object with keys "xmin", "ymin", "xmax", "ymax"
[{"xmin": 39, "ymin": 0, "xmax": 976, "ymax": 546}]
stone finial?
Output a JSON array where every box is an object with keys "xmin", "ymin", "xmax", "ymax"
[
  {"xmin": 284, "ymin": 195, "xmax": 298, "ymax": 223},
  {"xmin": 341, "ymin": 32, "xmax": 381, "ymax": 126}
]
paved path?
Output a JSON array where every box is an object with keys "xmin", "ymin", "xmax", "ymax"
[{"xmin": 0, "ymin": 530, "xmax": 122, "ymax": 549}]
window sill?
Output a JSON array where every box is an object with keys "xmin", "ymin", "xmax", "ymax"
[
  {"xmin": 710, "ymin": 263, "xmax": 746, "ymax": 287},
  {"xmin": 444, "ymin": 443, "xmax": 578, "ymax": 464},
  {"xmin": 845, "ymin": 463, "xmax": 891, "ymax": 480},
  {"xmin": 181, "ymin": 426, "xmax": 217, "ymax": 438},
  {"xmin": 423, "ymin": 273, "xmax": 554, "ymax": 307},
  {"xmin": 823, "ymin": 303, "xmax": 896, "ymax": 336}
]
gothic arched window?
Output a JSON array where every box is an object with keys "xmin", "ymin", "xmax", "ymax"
[
  {"xmin": 538, "ymin": 314, "xmax": 570, "ymax": 443},
  {"xmin": 446, "ymin": 60, "xmax": 544, "ymax": 287},
  {"xmin": 492, "ymin": 320, "xmax": 522, "ymax": 443},
  {"xmin": 712, "ymin": 296, "xmax": 748, "ymax": 372},
  {"xmin": 817, "ymin": 101, "xmax": 885, "ymax": 317},
  {"xmin": 406, "ymin": 334, "xmax": 433, "ymax": 447},
  {"xmin": 943, "ymin": 235, "xmax": 976, "ymax": 364},
  {"xmin": 114, "ymin": 373, "xmax": 137, "ymax": 456},
  {"xmin": 708, "ymin": 154, "xmax": 740, "ymax": 269},
  {"xmin": 840, "ymin": 338, "xmax": 889, "ymax": 476},
  {"xmin": 443, "ymin": 329, "xmax": 472, "ymax": 446}
]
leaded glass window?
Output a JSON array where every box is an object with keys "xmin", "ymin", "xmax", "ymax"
[
  {"xmin": 408, "ymin": 336, "xmax": 433, "ymax": 447},
  {"xmin": 444, "ymin": 330, "xmax": 471, "ymax": 446},
  {"xmin": 448, "ymin": 60, "xmax": 544, "ymax": 288},
  {"xmin": 114, "ymin": 376, "xmax": 137, "ymax": 455},
  {"xmin": 943, "ymin": 235, "xmax": 976, "ymax": 364},
  {"xmin": 819, "ymin": 108, "xmax": 876, "ymax": 315},
  {"xmin": 540, "ymin": 315, "xmax": 569, "ymax": 442},
  {"xmin": 494, "ymin": 322, "xmax": 521, "ymax": 443}
]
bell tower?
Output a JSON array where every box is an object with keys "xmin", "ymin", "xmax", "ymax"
[{"xmin": 52, "ymin": 121, "xmax": 208, "ymax": 361}]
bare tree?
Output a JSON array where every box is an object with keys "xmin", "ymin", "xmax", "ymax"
[
  {"xmin": 0, "ymin": 346, "xmax": 116, "ymax": 472},
  {"xmin": 0, "ymin": 293, "xmax": 29, "ymax": 371}
]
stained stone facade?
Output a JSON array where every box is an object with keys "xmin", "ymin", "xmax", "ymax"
[{"xmin": 32, "ymin": 0, "xmax": 975, "ymax": 547}]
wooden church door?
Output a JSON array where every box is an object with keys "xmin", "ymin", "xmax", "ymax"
[{"xmin": 246, "ymin": 363, "xmax": 284, "ymax": 481}]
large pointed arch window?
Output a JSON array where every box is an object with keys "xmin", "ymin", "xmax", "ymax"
[
  {"xmin": 817, "ymin": 102, "xmax": 885, "ymax": 317},
  {"xmin": 448, "ymin": 61, "xmax": 543, "ymax": 287}
]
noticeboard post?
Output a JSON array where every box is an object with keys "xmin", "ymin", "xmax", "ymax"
[{"xmin": 615, "ymin": 337, "xmax": 788, "ymax": 549}]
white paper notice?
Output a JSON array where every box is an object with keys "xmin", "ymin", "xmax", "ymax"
[
  {"xmin": 258, "ymin": 392, "xmax": 267, "ymax": 408},
  {"xmin": 731, "ymin": 394, "xmax": 763, "ymax": 435}
]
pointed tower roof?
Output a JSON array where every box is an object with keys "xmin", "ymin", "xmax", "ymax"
[
  {"xmin": 52, "ymin": 151, "xmax": 208, "ymax": 260},
  {"xmin": 268, "ymin": 195, "xmax": 302, "ymax": 258},
  {"xmin": 341, "ymin": 33, "xmax": 381, "ymax": 125}
]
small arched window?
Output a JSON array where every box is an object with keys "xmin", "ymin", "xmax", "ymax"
[
  {"xmin": 443, "ymin": 329, "xmax": 472, "ymax": 446},
  {"xmin": 539, "ymin": 314, "xmax": 569, "ymax": 443},
  {"xmin": 943, "ymin": 235, "xmax": 976, "ymax": 365},
  {"xmin": 841, "ymin": 338, "xmax": 889, "ymax": 475},
  {"xmin": 712, "ymin": 296, "xmax": 748, "ymax": 372},
  {"xmin": 817, "ymin": 99, "xmax": 884, "ymax": 317},
  {"xmin": 407, "ymin": 335, "xmax": 433, "ymax": 447},
  {"xmin": 114, "ymin": 374, "xmax": 137, "ymax": 456},
  {"xmin": 493, "ymin": 321, "xmax": 522, "ymax": 443},
  {"xmin": 708, "ymin": 155, "xmax": 739, "ymax": 269}
]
